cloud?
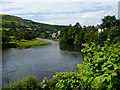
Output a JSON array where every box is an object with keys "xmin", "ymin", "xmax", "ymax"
[
  {"xmin": 1, "ymin": 1, "xmax": 118, "ymax": 25},
  {"xmin": 20, "ymin": 14, "xmax": 34, "ymax": 17},
  {"xmin": 38, "ymin": 10, "xmax": 105, "ymax": 25}
]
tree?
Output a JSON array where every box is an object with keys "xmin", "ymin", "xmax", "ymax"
[
  {"xmin": 23, "ymin": 31, "xmax": 34, "ymax": 40},
  {"xmin": 74, "ymin": 22, "xmax": 82, "ymax": 29},
  {"xmin": 100, "ymin": 15, "xmax": 117, "ymax": 29},
  {"xmin": 60, "ymin": 26, "xmax": 70, "ymax": 42},
  {"xmin": 108, "ymin": 27, "xmax": 120, "ymax": 44},
  {"xmin": 2, "ymin": 30, "xmax": 10, "ymax": 44},
  {"xmin": 15, "ymin": 32, "xmax": 23, "ymax": 41},
  {"xmin": 98, "ymin": 28, "xmax": 109, "ymax": 46}
]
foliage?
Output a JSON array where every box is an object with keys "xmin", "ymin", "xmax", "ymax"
[
  {"xmin": 100, "ymin": 15, "xmax": 118, "ymax": 29},
  {"xmin": 2, "ymin": 75, "xmax": 38, "ymax": 90},
  {"xmin": 60, "ymin": 15, "xmax": 120, "ymax": 46},
  {"xmin": 107, "ymin": 27, "xmax": 120, "ymax": 44},
  {"xmin": 2, "ymin": 29, "xmax": 11, "ymax": 43},
  {"xmin": 78, "ymin": 39, "xmax": 120, "ymax": 89},
  {"xmin": 38, "ymin": 72, "xmax": 85, "ymax": 90},
  {"xmin": 60, "ymin": 23, "xmax": 99, "ymax": 45},
  {"xmin": 60, "ymin": 22, "xmax": 83, "ymax": 44},
  {"xmin": 2, "ymin": 14, "xmax": 18, "ymax": 21}
]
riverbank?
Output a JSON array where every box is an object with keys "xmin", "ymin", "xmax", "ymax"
[
  {"xmin": 45, "ymin": 37, "xmax": 59, "ymax": 41},
  {"xmin": 2, "ymin": 39, "xmax": 49, "ymax": 48}
]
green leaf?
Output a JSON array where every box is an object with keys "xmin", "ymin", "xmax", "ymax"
[
  {"xmin": 104, "ymin": 69, "xmax": 113, "ymax": 74},
  {"xmin": 106, "ymin": 75, "xmax": 111, "ymax": 81},
  {"xmin": 95, "ymin": 63, "xmax": 98, "ymax": 67},
  {"xmin": 101, "ymin": 77, "xmax": 106, "ymax": 82},
  {"xmin": 102, "ymin": 67, "xmax": 108, "ymax": 71},
  {"xmin": 88, "ymin": 78, "xmax": 93, "ymax": 83},
  {"xmin": 108, "ymin": 84, "xmax": 112, "ymax": 88},
  {"xmin": 87, "ymin": 52, "xmax": 92, "ymax": 57},
  {"xmin": 97, "ymin": 45, "xmax": 100, "ymax": 49},
  {"xmin": 101, "ymin": 47, "xmax": 105, "ymax": 51},
  {"xmin": 113, "ymin": 64, "xmax": 118, "ymax": 70},
  {"xmin": 112, "ymin": 72, "xmax": 117, "ymax": 76}
]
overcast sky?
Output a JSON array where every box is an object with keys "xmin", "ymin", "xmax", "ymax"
[{"xmin": 0, "ymin": 0, "xmax": 119, "ymax": 26}]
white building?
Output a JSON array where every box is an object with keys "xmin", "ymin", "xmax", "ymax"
[
  {"xmin": 98, "ymin": 29, "xmax": 103, "ymax": 33},
  {"xmin": 52, "ymin": 33, "xmax": 57, "ymax": 38},
  {"xmin": 58, "ymin": 31, "xmax": 60, "ymax": 35}
]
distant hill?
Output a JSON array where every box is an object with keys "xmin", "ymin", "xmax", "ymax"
[{"xmin": 0, "ymin": 14, "xmax": 64, "ymax": 32}]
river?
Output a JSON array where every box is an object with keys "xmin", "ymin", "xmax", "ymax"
[{"xmin": 1, "ymin": 38, "xmax": 83, "ymax": 87}]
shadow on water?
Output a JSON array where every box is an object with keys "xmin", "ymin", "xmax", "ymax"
[
  {"xmin": 59, "ymin": 42, "xmax": 82, "ymax": 52},
  {"xmin": 2, "ymin": 43, "xmax": 18, "ymax": 48}
]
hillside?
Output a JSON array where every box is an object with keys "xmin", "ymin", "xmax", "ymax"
[
  {"xmin": 1, "ymin": 14, "xmax": 65, "ymax": 47},
  {"xmin": 0, "ymin": 14, "xmax": 64, "ymax": 32}
]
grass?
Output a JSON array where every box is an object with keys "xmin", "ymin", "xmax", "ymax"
[
  {"xmin": 1, "ymin": 28, "xmax": 10, "ymax": 31},
  {"xmin": 17, "ymin": 39, "xmax": 49, "ymax": 48},
  {"xmin": 3, "ymin": 39, "xmax": 49, "ymax": 48}
]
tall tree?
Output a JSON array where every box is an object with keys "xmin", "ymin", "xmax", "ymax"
[{"xmin": 100, "ymin": 15, "xmax": 117, "ymax": 29}]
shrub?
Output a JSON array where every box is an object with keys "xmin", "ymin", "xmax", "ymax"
[
  {"xmin": 78, "ymin": 39, "xmax": 120, "ymax": 89},
  {"xmin": 3, "ymin": 75, "xmax": 37, "ymax": 90},
  {"xmin": 39, "ymin": 72, "xmax": 86, "ymax": 90}
]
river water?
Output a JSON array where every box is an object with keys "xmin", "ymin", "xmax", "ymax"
[{"xmin": 1, "ymin": 38, "xmax": 83, "ymax": 87}]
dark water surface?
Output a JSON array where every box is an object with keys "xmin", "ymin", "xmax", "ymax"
[{"xmin": 2, "ymin": 38, "xmax": 83, "ymax": 87}]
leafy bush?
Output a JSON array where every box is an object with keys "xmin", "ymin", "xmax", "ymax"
[
  {"xmin": 39, "ymin": 72, "xmax": 87, "ymax": 90},
  {"xmin": 78, "ymin": 39, "xmax": 120, "ymax": 89},
  {"xmin": 2, "ymin": 75, "xmax": 38, "ymax": 90}
]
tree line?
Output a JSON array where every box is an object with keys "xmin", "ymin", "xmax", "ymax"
[{"xmin": 60, "ymin": 15, "xmax": 120, "ymax": 46}]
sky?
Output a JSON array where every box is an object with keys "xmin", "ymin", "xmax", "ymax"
[{"xmin": 0, "ymin": 0, "xmax": 119, "ymax": 26}]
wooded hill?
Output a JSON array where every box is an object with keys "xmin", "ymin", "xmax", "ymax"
[
  {"xmin": 0, "ymin": 14, "xmax": 64, "ymax": 32},
  {"xmin": 1, "ymin": 14, "xmax": 64, "ymax": 47}
]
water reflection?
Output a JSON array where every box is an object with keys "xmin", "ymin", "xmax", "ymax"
[{"xmin": 59, "ymin": 42, "xmax": 82, "ymax": 52}]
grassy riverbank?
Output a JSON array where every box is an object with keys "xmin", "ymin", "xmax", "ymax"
[
  {"xmin": 2, "ymin": 39, "xmax": 49, "ymax": 48},
  {"xmin": 17, "ymin": 39, "xmax": 49, "ymax": 47}
]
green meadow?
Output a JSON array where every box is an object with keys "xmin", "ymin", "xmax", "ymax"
[
  {"xmin": 3, "ymin": 39, "xmax": 49, "ymax": 48},
  {"xmin": 17, "ymin": 39, "xmax": 49, "ymax": 48}
]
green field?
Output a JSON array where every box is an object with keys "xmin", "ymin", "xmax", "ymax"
[
  {"xmin": 3, "ymin": 39, "xmax": 49, "ymax": 48},
  {"xmin": 17, "ymin": 39, "xmax": 49, "ymax": 48}
]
